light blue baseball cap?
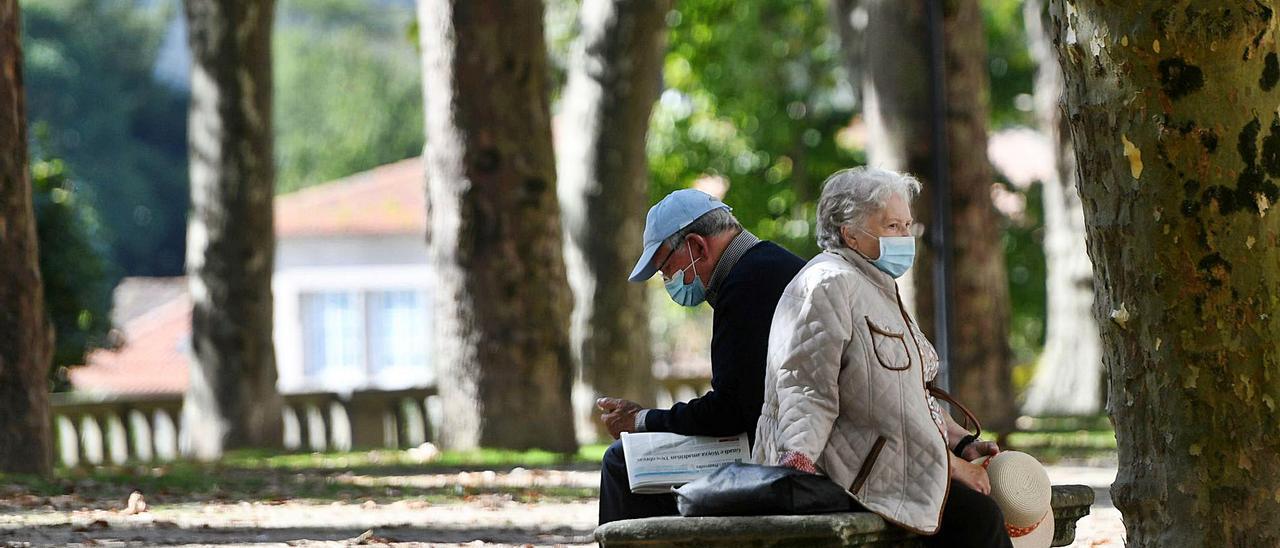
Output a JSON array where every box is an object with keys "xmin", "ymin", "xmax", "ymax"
[{"xmin": 628, "ymin": 189, "xmax": 731, "ymax": 282}]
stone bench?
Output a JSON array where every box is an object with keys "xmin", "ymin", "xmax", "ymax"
[{"xmin": 595, "ymin": 484, "xmax": 1094, "ymax": 547}]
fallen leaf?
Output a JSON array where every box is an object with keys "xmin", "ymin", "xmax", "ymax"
[
  {"xmin": 122, "ymin": 491, "xmax": 147, "ymax": 515},
  {"xmin": 348, "ymin": 529, "xmax": 397, "ymax": 545}
]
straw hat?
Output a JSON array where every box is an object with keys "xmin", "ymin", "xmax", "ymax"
[{"xmin": 972, "ymin": 451, "xmax": 1054, "ymax": 548}]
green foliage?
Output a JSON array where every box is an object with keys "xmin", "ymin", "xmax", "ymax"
[
  {"xmin": 273, "ymin": 0, "xmax": 423, "ymax": 193},
  {"xmin": 1005, "ymin": 426, "xmax": 1117, "ymax": 463},
  {"xmin": 22, "ymin": 0, "xmax": 189, "ymax": 276},
  {"xmin": 543, "ymin": 0, "xmax": 580, "ymax": 99},
  {"xmin": 645, "ymin": 0, "xmax": 1048, "ymax": 369},
  {"xmin": 1000, "ymin": 178, "xmax": 1048, "ymax": 373},
  {"xmin": 649, "ymin": 0, "xmax": 861, "ymax": 259},
  {"xmin": 226, "ymin": 445, "xmax": 608, "ymax": 470},
  {"xmin": 31, "ymin": 157, "xmax": 116, "ymax": 390},
  {"xmin": 983, "ymin": 0, "xmax": 1036, "ymax": 128},
  {"xmin": 1, "ymin": 445, "xmax": 610, "ymax": 505},
  {"xmin": 24, "ymin": 0, "xmax": 428, "ymax": 279},
  {"xmin": 985, "ymin": 0, "xmax": 1046, "ymax": 370}
]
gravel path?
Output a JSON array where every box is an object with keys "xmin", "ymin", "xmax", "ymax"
[{"xmin": 1, "ymin": 464, "xmax": 1124, "ymax": 547}]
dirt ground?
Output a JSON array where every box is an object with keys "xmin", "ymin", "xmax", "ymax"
[{"xmin": 1, "ymin": 464, "xmax": 1123, "ymax": 547}]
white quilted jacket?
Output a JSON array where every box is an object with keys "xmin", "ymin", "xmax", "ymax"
[{"xmin": 752, "ymin": 248, "xmax": 951, "ymax": 534}]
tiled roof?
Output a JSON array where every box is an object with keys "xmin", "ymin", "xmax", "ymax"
[
  {"xmin": 69, "ymin": 284, "xmax": 191, "ymax": 395},
  {"xmin": 110, "ymin": 277, "xmax": 190, "ymax": 328},
  {"xmin": 275, "ymin": 156, "xmax": 426, "ymax": 237},
  {"xmin": 71, "ymin": 158, "xmax": 430, "ymax": 395}
]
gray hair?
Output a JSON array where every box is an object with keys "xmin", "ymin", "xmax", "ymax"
[
  {"xmin": 664, "ymin": 207, "xmax": 742, "ymax": 249},
  {"xmin": 815, "ymin": 167, "xmax": 922, "ymax": 251}
]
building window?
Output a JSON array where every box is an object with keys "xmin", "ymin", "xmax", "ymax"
[
  {"xmin": 299, "ymin": 289, "xmax": 430, "ymax": 386},
  {"xmin": 368, "ymin": 290, "xmax": 429, "ymax": 373},
  {"xmin": 301, "ymin": 291, "xmax": 364, "ymax": 377}
]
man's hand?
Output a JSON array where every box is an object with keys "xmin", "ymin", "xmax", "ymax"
[
  {"xmin": 950, "ymin": 453, "xmax": 991, "ymax": 495},
  {"xmin": 960, "ymin": 439, "xmax": 999, "ymax": 461},
  {"xmin": 597, "ymin": 397, "xmax": 643, "ymax": 440}
]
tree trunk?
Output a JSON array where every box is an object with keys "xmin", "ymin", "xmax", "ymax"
[
  {"xmin": 828, "ymin": 0, "xmax": 867, "ymax": 109},
  {"xmin": 1051, "ymin": 1, "xmax": 1280, "ymax": 545},
  {"xmin": 418, "ymin": 0, "xmax": 578, "ymax": 452},
  {"xmin": 0, "ymin": 0, "xmax": 53, "ymax": 476},
  {"xmin": 556, "ymin": 0, "xmax": 668, "ymax": 443},
  {"xmin": 182, "ymin": 0, "xmax": 283, "ymax": 461},
  {"xmin": 862, "ymin": 0, "xmax": 1015, "ymax": 431},
  {"xmin": 1020, "ymin": 0, "xmax": 1103, "ymax": 417}
]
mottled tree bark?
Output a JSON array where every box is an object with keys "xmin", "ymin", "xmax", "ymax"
[
  {"xmin": 862, "ymin": 0, "xmax": 1014, "ymax": 431},
  {"xmin": 1051, "ymin": 1, "xmax": 1280, "ymax": 545},
  {"xmin": 418, "ymin": 0, "xmax": 578, "ymax": 452},
  {"xmin": 1021, "ymin": 0, "xmax": 1103, "ymax": 416},
  {"xmin": 0, "ymin": 0, "xmax": 53, "ymax": 476},
  {"xmin": 556, "ymin": 0, "xmax": 668, "ymax": 442},
  {"xmin": 182, "ymin": 0, "xmax": 283, "ymax": 460}
]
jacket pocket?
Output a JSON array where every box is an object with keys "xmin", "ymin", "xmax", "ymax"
[
  {"xmin": 865, "ymin": 317, "xmax": 912, "ymax": 371},
  {"xmin": 850, "ymin": 435, "xmax": 887, "ymax": 494}
]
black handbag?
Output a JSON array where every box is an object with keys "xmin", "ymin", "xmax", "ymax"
[{"xmin": 673, "ymin": 462, "xmax": 856, "ymax": 516}]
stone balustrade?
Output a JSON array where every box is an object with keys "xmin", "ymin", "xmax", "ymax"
[
  {"xmin": 49, "ymin": 376, "xmax": 715, "ymax": 466},
  {"xmin": 49, "ymin": 387, "xmax": 437, "ymax": 466}
]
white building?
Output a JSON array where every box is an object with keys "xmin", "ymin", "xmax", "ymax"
[{"xmin": 72, "ymin": 157, "xmax": 435, "ymax": 396}]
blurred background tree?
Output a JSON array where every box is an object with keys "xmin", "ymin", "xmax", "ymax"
[
  {"xmin": 273, "ymin": 0, "xmax": 422, "ymax": 193},
  {"xmin": 30, "ymin": 153, "xmax": 115, "ymax": 391},
  {"xmin": 20, "ymin": 0, "xmax": 424, "ymax": 273},
  {"xmin": 556, "ymin": 0, "xmax": 670, "ymax": 442},
  {"xmin": 983, "ymin": 0, "xmax": 1036, "ymax": 128},
  {"xmin": 647, "ymin": 0, "xmax": 859, "ymax": 259},
  {"xmin": 22, "ymin": 0, "xmax": 189, "ymax": 277},
  {"xmin": 418, "ymin": 0, "xmax": 578, "ymax": 453},
  {"xmin": 1018, "ymin": 0, "xmax": 1101, "ymax": 415},
  {"xmin": 983, "ymin": 0, "xmax": 1051, "ymax": 388},
  {"xmin": 181, "ymin": 0, "xmax": 284, "ymax": 460},
  {"xmin": 645, "ymin": 0, "xmax": 1049, "ymax": 388},
  {"xmin": 16, "ymin": 0, "xmax": 1091, "ymax": 440},
  {"xmin": 1, "ymin": 0, "xmax": 53, "ymax": 476}
]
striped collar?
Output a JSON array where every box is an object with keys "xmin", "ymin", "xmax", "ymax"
[{"xmin": 706, "ymin": 230, "xmax": 761, "ymax": 307}]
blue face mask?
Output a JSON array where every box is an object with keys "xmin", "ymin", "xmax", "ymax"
[
  {"xmin": 664, "ymin": 246, "xmax": 706, "ymax": 306},
  {"xmin": 861, "ymin": 229, "xmax": 915, "ymax": 279}
]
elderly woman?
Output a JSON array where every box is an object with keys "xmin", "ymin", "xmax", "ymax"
[{"xmin": 753, "ymin": 167, "xmax": 1011, "ymax": 547}]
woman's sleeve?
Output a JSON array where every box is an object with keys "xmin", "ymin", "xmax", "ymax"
[{"xmin": 770, "ymin": 275, "xmax": 855, "ymax": 470}]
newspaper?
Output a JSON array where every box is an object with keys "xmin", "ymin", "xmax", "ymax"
[{"xmin": 621, "ymin": 431, "xmax": 750, "ymax": 494}]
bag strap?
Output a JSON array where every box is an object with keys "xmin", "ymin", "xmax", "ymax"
[{"xmin": 926, "ymin": 382, "xmax": 982, "ymax": 439}]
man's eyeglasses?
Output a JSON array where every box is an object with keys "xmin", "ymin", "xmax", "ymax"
[{"xmin": 656, "ymin": 240, "xmax": 699, "ymax": 283}]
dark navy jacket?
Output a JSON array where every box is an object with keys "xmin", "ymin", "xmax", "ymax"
[{"xmin": 642, "ymin": 241, "xmax": 806, "ymax": 444}]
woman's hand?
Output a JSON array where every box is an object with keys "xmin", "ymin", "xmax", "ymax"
[
  {"xmin": 960, "ymin": 439, "xmax": 1000, "ymax": 461},
  {"xmin": 949, "ymin": 453, "xmax": 991, "ymax": 495}
]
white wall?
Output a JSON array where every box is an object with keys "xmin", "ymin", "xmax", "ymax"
[{"xmin": 273, "ymin": 233, "xmax": 434, "ymax": 395}]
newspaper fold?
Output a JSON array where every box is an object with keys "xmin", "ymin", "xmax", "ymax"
[{"xmin": 620, "ymin": 431, "xmax": 750, "ymax": 494}]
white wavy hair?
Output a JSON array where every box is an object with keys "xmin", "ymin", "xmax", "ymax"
[{"xmin": 815, "ymin": 167, "xmax": 922, "ymax": 251}]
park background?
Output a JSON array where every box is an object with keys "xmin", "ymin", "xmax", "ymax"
[{"xmin": 3, "ymin": 0, "xmax": 1276, "ymax": 546}]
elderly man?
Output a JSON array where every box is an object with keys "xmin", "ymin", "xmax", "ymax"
[{"xmin": 595, "ymin": 188, "xmax": 805, "ymax": 525}]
